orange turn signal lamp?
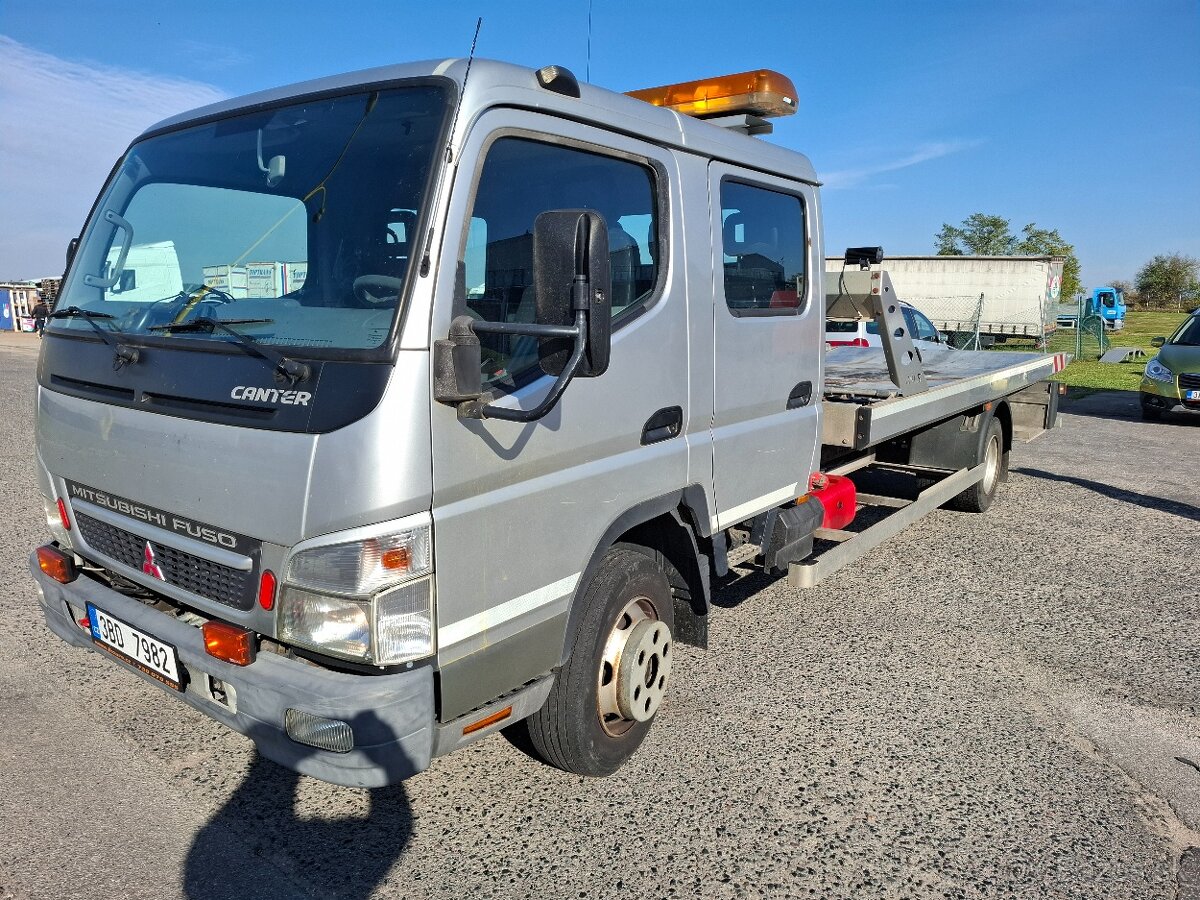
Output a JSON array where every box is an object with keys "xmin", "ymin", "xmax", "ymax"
[
  {"xmin": 203, "ymin": 620, "xmax": 256, "ymax": 666},
  {"xmin": 626, "ymin": 69, "xmax": 798, "ymax": 120},
  {"xmin": 37, "ymin": 545, "xmax": 77, "ymax": 584}
]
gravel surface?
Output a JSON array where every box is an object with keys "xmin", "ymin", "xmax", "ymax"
[{"xmin": 0, "ymin": 332, "xmax": 1197, "ymax": 899}]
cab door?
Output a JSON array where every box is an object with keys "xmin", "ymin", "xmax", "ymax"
[
  {"xmin": 707, "ymin": 163, "xmax": 822, "ymax": 530},
  {"xmin": 428, "ymin": 111, "xmax": 689, "ymax": 719}
]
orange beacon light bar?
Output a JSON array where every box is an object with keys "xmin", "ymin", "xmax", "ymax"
[{"xmin": 626, "ymin": 69, "xmax": 798, "ymax": 120}]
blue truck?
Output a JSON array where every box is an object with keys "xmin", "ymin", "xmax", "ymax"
[{"xmin": 1057, "ymin": 286, "xmax": 1126, "ymax": 331}]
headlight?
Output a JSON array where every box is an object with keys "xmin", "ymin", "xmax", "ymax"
[
  {"xmin": 279, "ymin": 577, "xmax": 433, "ymax": 665},
  {"xmin": 279, "ymin": 520, "xmax": 434, "ymax": 666},
  {"xmin": 1144, "ymin": 357, "xmax": 1174, "ymax": 383}
]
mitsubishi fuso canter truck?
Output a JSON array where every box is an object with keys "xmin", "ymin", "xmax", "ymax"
[{"xmin": 30, "ymin": 60, "xmax": 1065, "ymax": 787}]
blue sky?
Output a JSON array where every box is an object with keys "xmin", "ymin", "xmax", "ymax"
[{"xmin": 1, "ymin": 0, "xmax": 1197, "ymax": 289}]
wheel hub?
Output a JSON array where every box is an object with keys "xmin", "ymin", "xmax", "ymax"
[{"xmin": 597, "ymin": 597, "xmax": 672, "ymax": 736}]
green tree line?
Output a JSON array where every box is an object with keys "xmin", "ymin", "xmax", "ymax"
[{"xmin": 935, "ymin": 213, "xmax": 1199, "ymax": 310}]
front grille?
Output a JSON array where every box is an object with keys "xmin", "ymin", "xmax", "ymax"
[
  {"xmin": 1179, "ymin": 373, "xmax": 1200, "ymax": 392},
  {"xmin": 75, "ymin": 512, "xmax": 254, "ymax": 610}
]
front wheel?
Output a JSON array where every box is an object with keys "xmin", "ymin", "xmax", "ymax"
[{"xmin": 521, "ymin": 545, "xmax": 675, "ymax": 777}]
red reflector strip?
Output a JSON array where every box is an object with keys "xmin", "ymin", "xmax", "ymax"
[
  {"xmin": 258, "ymin": 570, "xmax": 277, "ymax": 611},
  {"xmin": 56, "ymin": 497, "xmax": 71, "ymax": 531}
]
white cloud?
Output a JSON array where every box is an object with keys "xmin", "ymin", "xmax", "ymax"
[
  {"xmin": 0, "ymin": 36, "xmax": 225, "ymax": 278},
  {"xmin": 822, "ymin": 140, "xmax": 982, "ymax": 190}
]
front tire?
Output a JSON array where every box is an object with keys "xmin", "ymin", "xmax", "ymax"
[{"xmin": 523, "ymin": 545, "xmax": 675, "ymax": 777}]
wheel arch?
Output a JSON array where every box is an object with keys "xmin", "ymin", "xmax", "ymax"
[{"xmin": 557, "ymin": 487, "xmax": 713, "ymax": 668}]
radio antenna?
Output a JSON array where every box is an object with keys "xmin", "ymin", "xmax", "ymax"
[
  {"xmin": 586, "ymin": 0, "xmax": 593, "ymax": 82},
  {"xmin": 444, "ymin": 17, "xmax": 482, "ymax": 165},
  {"xmin": 422, "ymin": 17, "xmax": 481, "ymax": 277}
]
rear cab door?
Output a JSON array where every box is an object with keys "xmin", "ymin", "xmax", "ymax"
[{"xmin": 707, "ymin": 163, "xmax": 822, "ymax": 531}]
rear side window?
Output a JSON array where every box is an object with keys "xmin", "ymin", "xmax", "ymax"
[
  {"xmin": 719, "ymin": 180, "xmax": 806, "ymax": 317},
  {"xmin": 460, "ymin": 137, "xmax": 661, "ymax": 389}
]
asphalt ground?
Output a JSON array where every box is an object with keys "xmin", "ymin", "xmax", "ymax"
[{"xmin": 0, "ymin": 330, "xmax": 1197, "ymax": 899}]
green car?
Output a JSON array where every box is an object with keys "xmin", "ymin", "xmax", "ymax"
[{"xmin": 1140, "ymin": 310, "xmax": 1200, "ymax": 420}]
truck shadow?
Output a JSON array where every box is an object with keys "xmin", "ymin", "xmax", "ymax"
[
  {"xmin": 183, "ymin": 711, "xmax": 415, "ymax": 900},
  {"xmin": 1013, "ymin": 467, "xmax": 1200, "ymax": 523}
]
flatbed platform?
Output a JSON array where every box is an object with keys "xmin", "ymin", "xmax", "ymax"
[{"xmin": 821, "ymin": 345, "xmax": 1067, "ymax": 450}]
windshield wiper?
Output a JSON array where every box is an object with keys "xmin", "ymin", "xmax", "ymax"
[
  {"xmin": 48, "ymin": 306, "xmax": 141, "ymax": 370},
  {"xmin": 150, "ymin": 318, "xmax": 275, "ymax": 330},
  {"xmin": 150, "ymin": 316, "xmax": 310, "ymax": 384}
]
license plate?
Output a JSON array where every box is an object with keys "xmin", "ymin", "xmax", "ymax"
[
  {"xmin": 1186, "ymin": 390, "xmax": 1200, "ymax": 401},
  {"xmin": 86, "ymin": 603, "xmax": 183, "ymax": 691}
]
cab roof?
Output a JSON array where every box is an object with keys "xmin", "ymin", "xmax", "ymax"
[{"xmin": 142, "ymin": 58, "xmax": 819, "ymax": 185}]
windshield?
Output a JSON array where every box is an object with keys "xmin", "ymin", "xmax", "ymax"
[
  {"xmin": 1170, "ymin": 315, "xmax": 1200, "ymax": 346},
  {"xmin": 54, "ymin": 84, "xmax": 447, "ymax": 353}
]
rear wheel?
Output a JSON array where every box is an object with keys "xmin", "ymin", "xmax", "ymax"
[
  {"xmin": 522, "ymin": 545, "xmax": 675, "ymax": 776},
  {"xmin": 947, "ymin": 417, "xmax": 1004, "ymax": 513}
]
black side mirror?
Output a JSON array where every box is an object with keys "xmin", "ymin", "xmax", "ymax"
[
  {"xmin": 433, "ymin": 209, "xmax": 612, "ymax": 422},
  {"xmin": 1150, "ymin": 336, "xmax": 1165, "ymax": 348},
  {"xmin": 534, "ymin": 209, "xmax": 610, "ymax": 378}
]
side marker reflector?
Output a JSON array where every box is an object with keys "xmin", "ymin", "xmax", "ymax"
[{"xmin": 463, "ymin": 705, "xmax": 513, "ymax": 735}]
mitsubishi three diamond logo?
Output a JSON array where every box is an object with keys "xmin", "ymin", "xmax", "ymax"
[{"xmin": 142, "ymin": 542, "xmax": 166, "ymax": 581}]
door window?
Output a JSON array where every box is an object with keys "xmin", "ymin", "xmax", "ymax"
[
  {"xmin": 719, "ymin": 180, "xmax": 806, "ymax": 316},
  {"xmin": 460, "ymin": 137, "xmax": 661, "ymax": 388}
]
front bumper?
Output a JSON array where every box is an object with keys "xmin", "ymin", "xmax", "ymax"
[
  {"xmin": 1139, "ymin": 376, "xmax": 1200, "ymax": 411},
  {"xmin": 30, "ymin": 553, "xmax": 434, "ymax": 788}
]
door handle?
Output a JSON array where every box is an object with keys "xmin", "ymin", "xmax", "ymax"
[
  {"xmin": 641, "ymin": 406, "xmax": 683, "ymax": 445},
  {"xmin": 787, "ymin": 381, "xmax": 813, "ymax": 410}
]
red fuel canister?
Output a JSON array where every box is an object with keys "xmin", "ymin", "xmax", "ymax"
[{"xmin": 808, "ymin": 473, "xmax": 857, "ymax": 530}]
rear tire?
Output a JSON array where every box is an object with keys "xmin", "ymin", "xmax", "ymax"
[
  {"xmin": 522, "ymin": 545, "xmax": 675, "ymax": 777},
  {"xmin": 946, "ymin": 417, "xmax": 1004, "ymax": 513}
]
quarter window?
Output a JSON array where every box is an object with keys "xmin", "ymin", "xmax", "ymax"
[
  {"xmin": 719, "ymin": 180, "xmax": 806, "ymax": 316},
  {"xmin": 460, "ymin": 137, "xmax": 660, "ymax": 387}
]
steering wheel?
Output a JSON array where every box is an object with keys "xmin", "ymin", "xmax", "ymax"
[{"xmin": 353, "ymin": 275, "xmax": 405, "ymax": 306}]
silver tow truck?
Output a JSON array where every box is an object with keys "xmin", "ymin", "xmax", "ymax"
[{"xmin": 30, "ymin": 59, "xmax": 1063, "ymax": 787}]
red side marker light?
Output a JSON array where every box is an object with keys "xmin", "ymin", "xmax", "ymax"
[
  {"xmin": 56, "ymin": 498, "xmax": 71, "ymax": 531},
  {"xmin": 203, "ymin": 621, "xmax": 256, "ymax": 666},
  {"xmin": 37, "ymin": 545, "xmax": 77, "ymax": 584},
  {"xmin": 258, "ymin": 569, "xmax": 277, "ymax": 611}
]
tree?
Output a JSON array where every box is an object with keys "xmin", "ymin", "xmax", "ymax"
[
  {"xmin": 935, "ymin": 214, "xmax": 1017, "ymax": 256},
  {"xmin": 1135, "ymin": 253, "xmax": 1200, "ymax": 309},
  {"xmin": 1014, "ymin": 223, "xmax": 1082, "ymax": 302},
  {"xmin": 935, "ymin": 213, "xmax": 1082, "ymax": 301}
]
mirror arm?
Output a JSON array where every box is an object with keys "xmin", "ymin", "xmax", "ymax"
[
  {"xmin": 459, "ymin": 309, "xmax": 588, "ymax": 422},
  {"xmin": 469, "ymin": 320, "xmax": 579, "ymax": 339}
]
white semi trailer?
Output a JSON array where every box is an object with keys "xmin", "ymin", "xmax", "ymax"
[{"xmin": 827, "ymin": 255, "xmax": 1064, "ymax": 346}]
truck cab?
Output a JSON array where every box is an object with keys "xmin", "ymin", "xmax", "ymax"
[
  {"xmin": 1089, "ymin": 286, "xmax": 1126, "ymax": 330},
  {"xmin": 31, "ymin": 60, "xmax": 828, "ymax": 785}
]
